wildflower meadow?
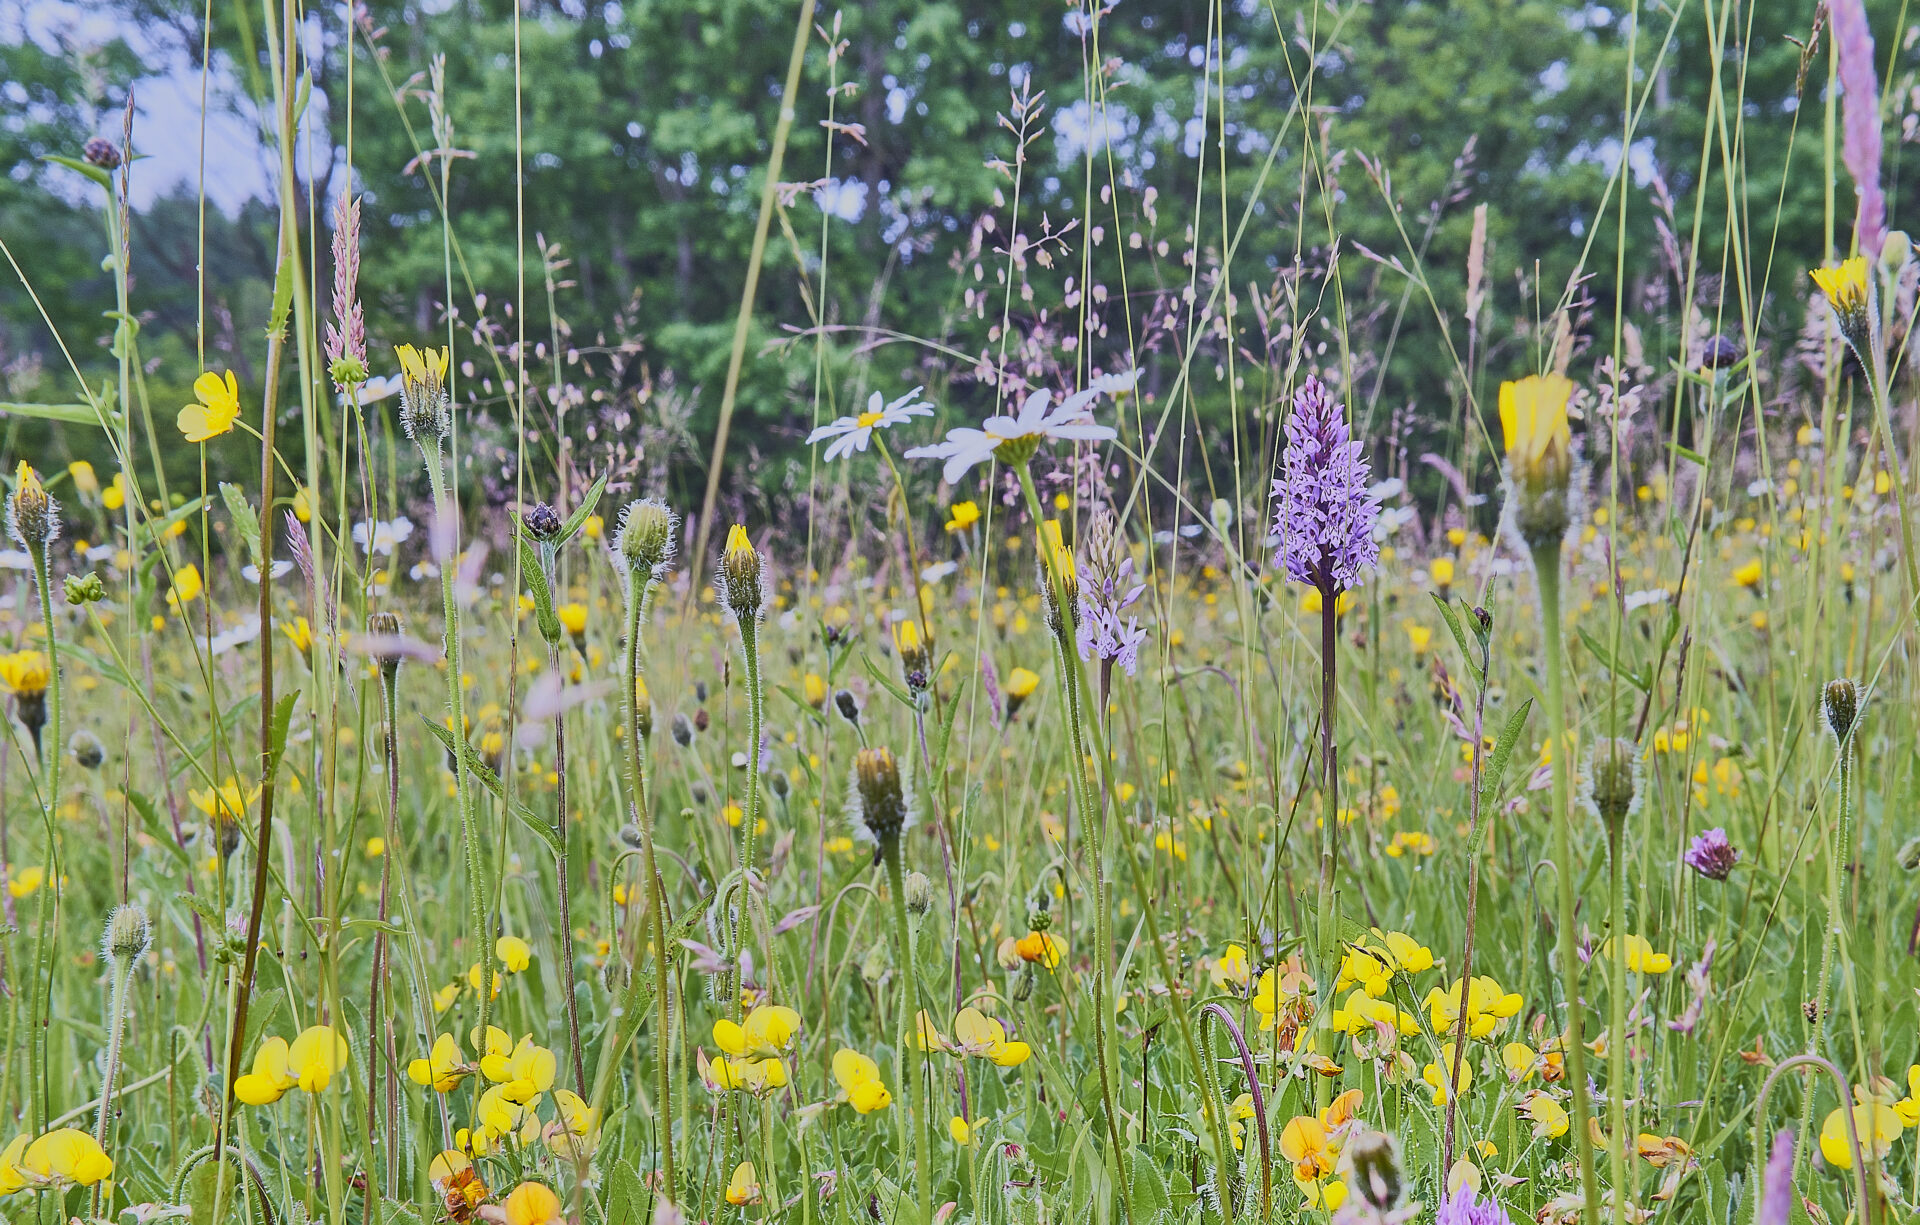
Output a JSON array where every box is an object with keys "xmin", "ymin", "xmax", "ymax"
[{"xmin": 0, "ymin": 0, "xmax": 1918, "ymax": 1223}]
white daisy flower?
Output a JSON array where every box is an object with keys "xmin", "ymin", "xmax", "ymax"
[
  {"xmin": 903, "ymin": 385, "xmax": 1118, "ymax": 484},
  {"xmin": 352, "ymin": 516, "xmax": 415, "ymax": 557},
  {"xmin": 806, "ymin": 386, "xmax": 936, "ymax": 462}
]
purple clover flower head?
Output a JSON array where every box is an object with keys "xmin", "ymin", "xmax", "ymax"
[
  {"xmin": 1758, "ymin": 1130, "xmax": 1795, "ymax": 1225},
  {"xmin": 1436, "ymin": 1184, "xmax": 1514, "ymax": 1225},
  {"xmin": 1684, "ymin": 828, "xmax": 1740, "ymax": 881},
  {"xmin": 1269, "ymin": 377, "xmax": 1380, "ymax": 591}
]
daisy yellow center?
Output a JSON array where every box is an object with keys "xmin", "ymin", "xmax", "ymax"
[{"xmin": 857, "ymin": 411, "xmax": 884, "ymax": 428}]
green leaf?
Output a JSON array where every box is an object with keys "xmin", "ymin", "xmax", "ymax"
[
  {"xmin": 42, "ymin": 154, "xmax": 113, "ymax": 190},
  {"xmin": 558, "ymin": 472, "xmax": 609, "ymax": 544},
  {"xmin": 220, "ymin": 484, "xmax": 263, "ymax": 567},
  {"xmin": 517, "ymin": 533, "xmax": 564, "ymax": 647},
  {"xmin": 860, "ymin": 653, "xmax": 914, "ymax": 708},
  {"xmin": 1476, "ymin": 697, "xmax": 1535, "ymax": 824},
  {"xmin": 421, "ymin": 716, "xmax": 565, "ymax": 859},
  {"xmin": 141, "ymin": 497, "xmax": 212, "ymax": 546},
  {"xmin": 266, "ymin": 251, "xmax": 295, "ymax": 341},
  {"xmin": 1575, "ymin": 626, "xmax": 1649, "ymax": 693},
  {"xmin": 1430, "ymin": 593, "xmax": 1482, "ymax": 681},
  {"xmin": 605, "ymin": 1159, "xmax": 648, "ymax": 1225},
  {"xmin": 1668, "ymin": 441, "xmax": 1709, "ymax": 467},
  {"xmin": 0, "ymin": 400, "xmax": 120, "ymax": 429},
  {"xmin": 264, "ymin": 691, "xmax": 300, "ymax": 780}
]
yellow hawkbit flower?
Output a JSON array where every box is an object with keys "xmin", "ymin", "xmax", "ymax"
[
  {"xmin": 0, "ymin": 651, "xmax": 49, "ymax": 698},
  {"xmin": 1811, "ymin": 257, "xmax": 1872, "ymax": 348},
  {"xmin": 178, "ymin": 370, "xmax": 243, "ymax": 442},
  {"xmin": 719, "ymin": 524, "xmax": 764, "ymax": 618},
  {"xmin": 1499, "ymin": 374, "xmax": 1574, "ymax": 488},
  {"xmin": 395, "ymin": 344, "xmax": 453, "ymax": 440}
]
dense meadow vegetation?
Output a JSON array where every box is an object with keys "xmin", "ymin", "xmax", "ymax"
[{"xmin": 1, "ymin": 0, "xmax": 1919, "ymax": 1222}]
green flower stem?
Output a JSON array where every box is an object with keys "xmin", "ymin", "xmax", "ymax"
[
  {"xmin": 1801, "ymin": 733, "xmax": 1852, "ymax": 1147},
  {"xmin": 421, "ymin": 443, "xmax": 492, "ymax": 1039},
  {"xmin": 89, "ymin": 933, "xmax": 134, "ymax": 1218},
  {"xmin": 25, "ymin": 541, "xmax": 63, "ymax": 1137},
  {"xmin": 1013, "ymin": 462, "xmax": 1130, "ymax": 1225},
  {"xmin": 1315, "ymin": 579, "xmax": 1340, "ymax": 988},
  {"xmin": 1533, "ymin": 542, "xmax": 1600, "ymax": 1225},
  {"xmin": 1608, "ymin": 818, "xmax": 1628, "ymax": 1225},
  {"xmin": 731, "ymin": 615, "xmax": 767, "ymax": 999},
  {"xmin": 621, "ymin": 565, "xmax": 675, "ymax": 1192},
  {"xmin": 884, "ymin": 836, "xmax": 933, "ymax": 1225}
]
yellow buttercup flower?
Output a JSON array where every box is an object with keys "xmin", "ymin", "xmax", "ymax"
[
  {"xmin": 178, "ymin": 370, "xmax": 243, "ymax": 442},
  {"xmin": 945, "ymin": 500, "xmax": 981, "ymax": 533},
  {"xmin": 6, "ymin": 866, "xmax": 45, "ymax": 898},
  {"xmin": 1499, "ymin": 373, "xmax": 1574, "ymax": 489},
  {"xmin": 167, "ymin": 563, "xmax": 204, "ymax": 612}
]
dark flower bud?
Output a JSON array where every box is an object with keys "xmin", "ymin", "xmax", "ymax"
[
  {"xmin": 69, "ymin": 729, "xmax": 105, "ymax": 770},
  {"xmin": 670, "ymin": 712, "xmax": 694, "ymax": 747},
  {"xmin": 769, "ymin": 772, "xmax": 790, "ymax": 800},
  {"xmin": 834, "ymin": 689, "xmax": 861, "ymax": 724},
  {"xmin": 854, "ymin": 746, "xmax": 909, "ymax": 848},
  {"xmin": 523, "ymin": 502, "xmax": 563, "ymax": 542},
  {"xmin": 84, "ymin": 137, "xmax": 123, "ymax": 170},
  {"xmin": 694, "ymin": 708, "xmax": 710, "ymax": 733},
  {"xmin": 1822, "ymin": 678, "xmax": 1862, "ymax": 744},
  {"xmin": 1698, "ymin": 335, "xmax": 1744, "ymax": 370},
  {"xmin": 618, "ymin": 823, "xmax": 645, "ymax": 849}
]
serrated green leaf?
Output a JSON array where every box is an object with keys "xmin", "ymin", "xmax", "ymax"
[{"xmin": 220, "ymin": 484, "xmax": 262, "ymax": 566}]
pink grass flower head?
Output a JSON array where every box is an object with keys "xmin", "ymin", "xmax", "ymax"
[
  {"xmin": 1831, "ymin": 0, "xmax": 1886, "ymax": 258},
  {"xmin": 1269, "ymin": 377, "xmax": 1380, "ymax": 592},
  {"xmin": 326, "ymin": 193, "xmax": 368, "ymax": 389}
]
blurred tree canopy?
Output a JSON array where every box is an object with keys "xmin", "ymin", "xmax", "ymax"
[{"xmin": 0, "ymin": 0, "xmax": 1910, "ymax": 508}]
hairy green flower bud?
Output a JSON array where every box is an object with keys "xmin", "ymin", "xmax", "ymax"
[
  {"xmin": 105, "ymin": 903, "xmax": 152, "ymax": 963},
  {"xmin": 1823, "ymin": 678, "xmax": 1862, "ymax": 744}
]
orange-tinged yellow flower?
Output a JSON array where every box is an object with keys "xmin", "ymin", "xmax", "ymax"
[
  {"xmin": 725, "ymin": 1161, "xmax": 762, "ymax": 1206},
  {"xmin": 179, "ymin": 370, "xmax": 242, "ymax": 442},
  {"xmin": 1015, "ymin": 930, "xmax": 1064, "ymax": 968},
  {"xmin": 503, "ymin": 1181, "xmax": 564, "ymax": 1225},
  {"xmin": 1811, "ymin": 257, "xmax": 1871, "ymax": 342}
]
